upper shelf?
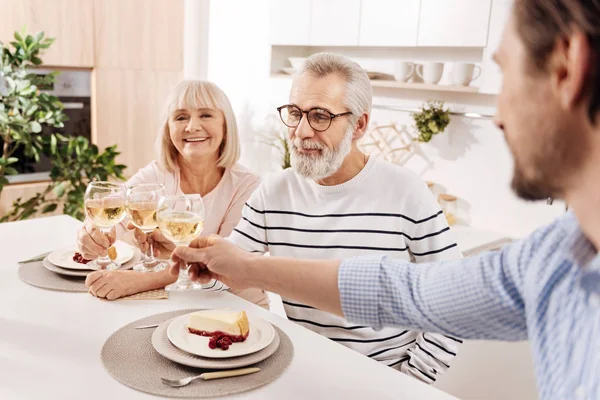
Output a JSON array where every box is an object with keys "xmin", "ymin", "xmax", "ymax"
[{"xmin": 270, "ymin": 73, "xmax": 480, "ymax": 94}]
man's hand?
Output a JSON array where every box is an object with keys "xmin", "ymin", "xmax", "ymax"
[
  {"xmin": 128, "ymin": 222, "xmax": 176, "ymax": 258},
  {"xmin": 170, "ymin": 235, "xmax": 256, "ymax": 289}
]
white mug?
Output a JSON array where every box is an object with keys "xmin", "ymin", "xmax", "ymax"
[
  {"xmin": 394, "ymin": 62, "xmax": 415, "ymax": 82},
  {"xmin": 451, "ymin": 63, "xmax": 482, "ymax": 86},
  {"xmin": 416, "ymin": 63, "xmax": 444, "ymax": 84}
]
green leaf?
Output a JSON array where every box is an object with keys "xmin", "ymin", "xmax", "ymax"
[
  {"xmin": 4, "ymin": 167, "xmax": 18, "ymax": 175},
  {"xmin": 53, "ymin": 182, "xmax": 65, "ymax": 197},
  {"xmin": 6, "ymin": 157, "xmax": 18, "ymax": 165},
  {"xmin": 29, "ymin": 121, "xmax": 41, "ymax": 133},
  {"xmin": 14, "ymin": 32, "xmax": 23, "ymax": 42},
  {"xmin": 42, "ymin": 203, "xmax": 57, "ymax": 213},
  {"xmin": 50, "ymin": 134, "xmax": 57, "ymax": 154},
  {"xmin": 31, "ymin": 56, "xmax": 42, "ymax": 65}
]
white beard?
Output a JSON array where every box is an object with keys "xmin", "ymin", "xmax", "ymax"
[{"xmin": 288, "ymin": 126, "xmax": 353, "ymax": 180}]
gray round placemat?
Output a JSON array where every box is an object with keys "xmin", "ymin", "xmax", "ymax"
[
  {"xmin": 101, "ymin": 309, "xmax": 294, "ymax": 398},
  {"xmin": 18, "ymin": 253, "xmax": 140, "ymax": 292},
  {"xmin": 18, "ymin": 261, "xmax": 87, "ymax": 292}
]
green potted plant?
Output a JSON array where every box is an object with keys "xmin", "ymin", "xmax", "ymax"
[
  {"xmin": 0, "ymin": 29, "xmax": 126, "ymax": 222},
  {"xmin": 411, "ymin": 100, "xmax": 451, "ymax": 143}
]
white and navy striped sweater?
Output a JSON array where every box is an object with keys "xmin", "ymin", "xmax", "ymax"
[{"xmin": 229, "ymin": 156, "xmax": 463, "ymax": 383}]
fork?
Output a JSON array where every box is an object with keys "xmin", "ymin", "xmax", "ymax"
[{"xmin": 161, "ymin": 367, "xmax": 260, "ymax": 387}]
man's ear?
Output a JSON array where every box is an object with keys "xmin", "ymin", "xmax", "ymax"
[{"xmin": 352, "ymin": 113, "xmax": 370, "ymax": 140}]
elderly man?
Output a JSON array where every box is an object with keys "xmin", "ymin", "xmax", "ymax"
[
  {"xmin": 225, "ymin": 53, "xmax": 461, "ymax": 382},
  {"xmin": 173, "ymin": 1, "xmax": 600, "ymax": 399}
]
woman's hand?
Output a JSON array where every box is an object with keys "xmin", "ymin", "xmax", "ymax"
[
  {"xmin": 85, "ymin": 270, "xmax": 146, "ymax": 300},
  {"xmin": 77, "ymin": 220, "xmax": 116, "ymax": 260}
]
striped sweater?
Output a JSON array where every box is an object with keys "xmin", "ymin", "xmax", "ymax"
[{"xmin": 229, "ymin": 155, "xmax": 463, "ymax": 383}]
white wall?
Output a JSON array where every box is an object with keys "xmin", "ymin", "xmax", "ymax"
[{"xmin": 205, "ymin": 0, "xmax": 566, "ymax": 239}]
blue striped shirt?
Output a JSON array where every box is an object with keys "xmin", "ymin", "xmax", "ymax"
[{"xmin": 339, "ymin": 212, "xmax": 600, "ymax": 400}]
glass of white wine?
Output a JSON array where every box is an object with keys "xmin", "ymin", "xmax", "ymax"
[
  {"xmin": 126, "ymin": 183, "xmax": 167, "ymax": 272},
  {"xmin": 84, "ymin": 181, "xmax": 127, "ymax": 270},
  {"xmin": 157, "ymin": 194, "xmax": 205, "ymax": 291}
]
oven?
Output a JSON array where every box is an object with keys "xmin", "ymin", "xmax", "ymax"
[{"xmin": 0, "ymin": 68, "xmax": 91, "ymax": 184}]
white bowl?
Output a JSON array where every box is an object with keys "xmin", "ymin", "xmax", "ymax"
[{"xmin": 288, "ymin": 57, "xmax": 307, "ymax": 70}]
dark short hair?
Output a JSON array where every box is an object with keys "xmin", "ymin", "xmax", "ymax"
[{"xmin": 514, "ymin": 0, "xmax": 600, "ymax": 122}]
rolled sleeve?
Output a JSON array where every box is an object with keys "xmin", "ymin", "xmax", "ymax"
[{"xmin": 338, "ymin": 255, "xmax": 388, "ymax": 328}]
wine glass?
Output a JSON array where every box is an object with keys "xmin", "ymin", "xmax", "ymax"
[
  {"xmin": 84, "ymin": 181, "xmax": 127, "ymax": 270},
  {"xmin": 126, "ymin": 183, "xmax": 167, "ymax": 272},
  {"xmin": 156, "ymin": 194, "xmax": 205, "ymax": 291}
]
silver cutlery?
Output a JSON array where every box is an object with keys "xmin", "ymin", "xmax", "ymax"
[
  {"xmin": 17, "ymin": 251, "xmax": 52, "ymax": 264},
  {"xmin": 161, "ymin": 367, "xmax": 260, "ymax": 387},
  {"xmin": 133, "ymin": 323, "xmax": 160, "ymax": 329}
]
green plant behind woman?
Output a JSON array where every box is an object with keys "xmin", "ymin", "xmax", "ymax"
[{"xmin": 0, "ymin": 29, "xmax": 126, "ymax": 222}]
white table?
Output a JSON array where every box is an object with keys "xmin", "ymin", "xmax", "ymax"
[{"xmin": 0, "ymin": 215, "xmax": 459, "ymax": 400}]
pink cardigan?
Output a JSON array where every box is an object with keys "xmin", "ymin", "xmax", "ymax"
[{"xmin": 126, "ymin": 161, "xmax": 268, "ymax": 307}]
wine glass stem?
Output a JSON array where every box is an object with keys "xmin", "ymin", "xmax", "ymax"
[
  {"xmin": 145, "ymin": 232, "xmax": 156, "ymax": 263},
  {"xmin": 175, "ymin": 241, "xmax": 191, "ymax": 283},
  {"xmin": 96, "ymin": 227, "xmax": 113, "ymax": 265}
]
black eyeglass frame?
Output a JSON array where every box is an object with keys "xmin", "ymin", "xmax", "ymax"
[{"xmin": 276, "ymin": 104, "xmax": 353, "ymax": 132}]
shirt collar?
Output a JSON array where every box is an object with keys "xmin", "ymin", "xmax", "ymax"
[{"xmin": 563, "ymin": 212, "xmax": 600, "ymax": 295}]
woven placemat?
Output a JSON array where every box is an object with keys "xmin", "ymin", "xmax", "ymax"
[
  {"xmin": 18, "ymin": 262, "xmax": 169, "ymax": 300},
  {"xmin": 18, "ymin": 261, "xmax": 88, "ymax": 292},
  {"xmin": 101, "ymin": 309, "xmax": 294, "ymax": 398}
]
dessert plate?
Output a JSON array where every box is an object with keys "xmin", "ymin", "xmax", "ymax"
[
  {"xmin": 152, "ymin": 317, "xmax": 280, "ymax": 369},
  {"xmin": 42, "ymin": 251, "xmax": 139, "ymax": 277},
  {"xmin": 47, "ymin": 240, "xmax": 135, "ymax": 270},
  {"xmin": 167, "ymin": 312, "xmax": 275, "ymax": 358}
]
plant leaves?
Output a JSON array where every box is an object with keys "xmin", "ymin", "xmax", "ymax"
[
  {"xmin": 29, "ymin": 121, "xmax": 41, "ymax": 133},
  {"xmin": 42, "ymin": 203, "xmax": 57, "ymax": 213}
]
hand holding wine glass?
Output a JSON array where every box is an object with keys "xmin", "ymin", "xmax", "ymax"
[
  {"xmin": 156, "ymin": 194, "xmax": 205, "ymax": 291},
  {"xmin": 84, "ymin": 181, "xmax": 126, "ymax": 270},
  {"xmin": 125, "ymin": 183, "xmax": 167, "ymax": 272}
]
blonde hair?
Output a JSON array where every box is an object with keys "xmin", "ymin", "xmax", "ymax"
[{"xmin": 156, "ymin": 80, "xmax": 240, "ymax": 172}]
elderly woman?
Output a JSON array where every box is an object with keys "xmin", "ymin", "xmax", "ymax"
[{"xmin": 78, "ymin": 80, "xmax": 268, "ymax": 307}]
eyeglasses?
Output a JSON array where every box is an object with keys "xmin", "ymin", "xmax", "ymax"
[{"xmin": 277, "ymin": 104, "xmax": 352, "ymax": 132}]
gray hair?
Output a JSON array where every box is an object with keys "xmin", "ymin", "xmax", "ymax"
[{"xmin": 297, "ymin": 52, "xmax": 372, "ymax": 125}]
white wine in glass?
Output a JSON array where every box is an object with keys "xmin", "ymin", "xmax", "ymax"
[
  {"xmin": 84, "ymin": 182, "xmax": 127, "ymax": 270},
  {"xmin": 157, "ymin": 194, "xmax": 205, "ymax": 291},
  {"xmin": 126, "ymin": 183, "xmax": 167, "ymax": 272}
]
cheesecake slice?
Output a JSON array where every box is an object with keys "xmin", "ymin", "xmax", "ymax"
[{"xmin": 187, "ymin": 310, "xmax": 250, "ymax": 344}]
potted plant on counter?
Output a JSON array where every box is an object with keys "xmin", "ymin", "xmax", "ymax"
[{"xmin": 411, "ymin": 100, "xmax": 451, "ymax": 143}]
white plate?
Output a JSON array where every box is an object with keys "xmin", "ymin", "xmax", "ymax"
[
  {"xmin": 42, "ymin": 252, "xmax": 139, "ymax": 277},
  {"xmin": 167, "ymin": 312, "xmax": 275, "ymax": 359},
  {"xmin": 152, "ymin": 317, "xmax": 280, "ymax": 369},
  {"xmin": 47, "ymin": 240, "xmax": 135, "ymax": 270}
]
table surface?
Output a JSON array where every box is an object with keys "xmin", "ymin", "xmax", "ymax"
[{"xmin": 0, "ymin": 215, "xmax": 459, "ymax": 400}]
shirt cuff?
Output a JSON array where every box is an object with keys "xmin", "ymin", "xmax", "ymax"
[{"xmin": 338, "ymin": 255, "xmax": 386, "ymax": 328}]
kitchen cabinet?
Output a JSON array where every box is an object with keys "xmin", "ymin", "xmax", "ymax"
[
  {"xmin": 269, "ymin": 0, "xmax": 311, "ymax": 45},
  {"xmin": 0, "ymin": 0, "xmax": 94, "ymax": 67},
  {"xmin": 93, "ymin": 0, "xmax": 183, "ymax": 70},
  {"xmin": 480, "ymin": 0, "xmax": 514, "ymax": 94},
  {"xmin": 358, "ymin": 0, "xmax": 420, "ymax": 47},
  {"xmin": 417, "ymin": 0, "xmax": 492, "ymax": 47},
  {"xmin": 309, "ymin": 0, "xmax": 361, "ymax": 46},
  {"xmin": 94, "ymin": 69, "xmax": 183, "ymax": 174}
]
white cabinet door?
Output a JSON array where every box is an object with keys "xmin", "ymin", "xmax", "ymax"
[
  {"xmin": 418, "ymin": 0, "xmax": 492, "ymax": 47},
  {"xmin": 309, "ymin": 0, "xmax": 361, "ymax": 46},
  {"xmin": 269, "ymin": 0, "xmax": 311, "ymax": 45},
  {"xmin": 359, "ymin": 0, "xmax": 420, "ymax": 47},
  {"xmin": 480, "ymin": 0, "xmax": 513, "ymax": 94}
]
